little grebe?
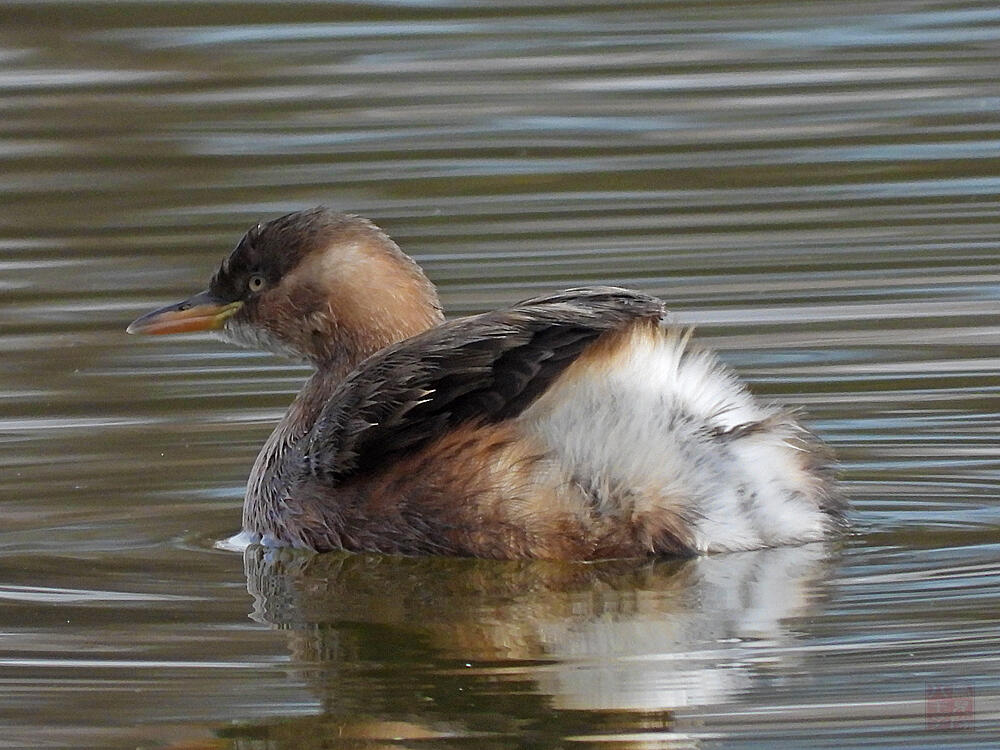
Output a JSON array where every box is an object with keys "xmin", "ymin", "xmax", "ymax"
[{"xmin": 128, "ymin": 208, "xmax": 845, "ymax": 559}]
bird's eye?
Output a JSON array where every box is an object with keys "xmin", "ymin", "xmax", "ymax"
[{"xmin": 247, "ymin": 274, "xmax": 266, "ymax": 293}]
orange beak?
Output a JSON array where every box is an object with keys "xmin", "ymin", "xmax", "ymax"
[{"xmin": 126, "ymin": 290, "xmax": 243, "ymax": 335}]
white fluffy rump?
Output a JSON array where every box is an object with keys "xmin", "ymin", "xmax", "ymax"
[{"xmin": 522, "ymin": 323, "xmax": 836, "ymax": 553}]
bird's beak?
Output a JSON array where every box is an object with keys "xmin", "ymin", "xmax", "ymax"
[{"xmin": 126, "ymin": 290, "xmax": 243, "ymax": 335}]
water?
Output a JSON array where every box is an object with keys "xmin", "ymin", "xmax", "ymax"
[{"xmin": 2, "ymin": 1, "xmax": 999, "ymax": 747}]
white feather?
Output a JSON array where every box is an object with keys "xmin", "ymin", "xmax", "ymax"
[{"xmin": 520, "ymin": 324, "xmax": 833, "ymax": 553}]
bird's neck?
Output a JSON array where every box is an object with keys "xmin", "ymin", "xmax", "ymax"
[{"xmin": 288, "ymin": 231, "xmax": 445, "ymax": 367}]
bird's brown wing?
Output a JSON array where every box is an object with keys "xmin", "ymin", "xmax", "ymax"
[{"xmin": 301, "ymin": 287, "xmax": 666, "ymax": 484}]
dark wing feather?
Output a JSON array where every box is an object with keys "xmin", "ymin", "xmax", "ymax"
[{"xmin": 302, "ymin": 287, "xmax": 666, "ymax": 484}]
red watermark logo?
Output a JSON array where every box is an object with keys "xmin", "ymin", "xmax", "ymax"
[{"xmin": 925, "ymin": 685, "xmax": 975, "ymax": 731}]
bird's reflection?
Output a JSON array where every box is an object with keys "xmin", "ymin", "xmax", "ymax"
[{"xmin": 233, "ymin": 544, "xmax": 837, "ymax": 747}]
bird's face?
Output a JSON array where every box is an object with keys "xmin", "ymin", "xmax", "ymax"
[{"xmin": 127, "ymin": 208, "xmax": 444, "ymax": 367}]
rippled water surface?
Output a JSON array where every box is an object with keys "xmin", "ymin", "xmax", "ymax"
[{"xmin": 2, "ymin": 1, "xmax": 999, "ymax": 747}]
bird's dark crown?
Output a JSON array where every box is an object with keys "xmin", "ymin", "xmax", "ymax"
[{"xmin": 208, "ymin": 207, "xmax": 370, "ymax": 303}]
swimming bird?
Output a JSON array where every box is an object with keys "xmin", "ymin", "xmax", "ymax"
[{"xmin": 128, "ymin": 207, "xmax": 844, "ymax": 559}]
